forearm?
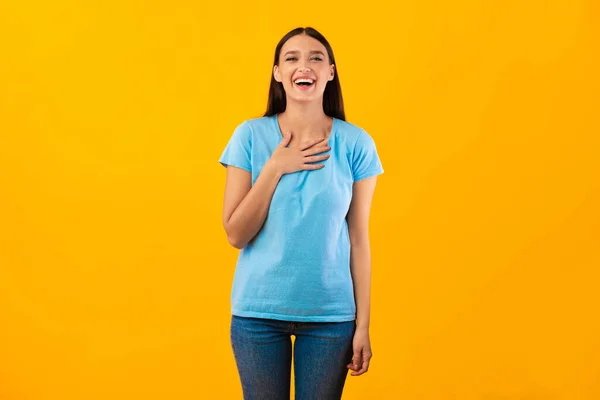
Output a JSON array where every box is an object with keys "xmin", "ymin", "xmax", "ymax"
[
  {"xmin": 225, "ymin": 164, "xmax": 282, "ymax": 248},
  {"xmin": 349, "ymin": 243, "xmax": 372, "ymax": 330}
]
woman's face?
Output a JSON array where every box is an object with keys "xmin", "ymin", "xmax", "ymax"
[{"xmin": 273, "ymin": 34, "xmax": 335, "ymax": 103}]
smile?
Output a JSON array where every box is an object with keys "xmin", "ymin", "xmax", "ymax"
[{"xmin": 294, "ymin": 78, "xmax": 315, "ymax": 90}]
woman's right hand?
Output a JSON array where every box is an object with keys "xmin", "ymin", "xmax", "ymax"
[{"xmin": 266, "ymin": 131, "xmax": 331, "ymax": 176}]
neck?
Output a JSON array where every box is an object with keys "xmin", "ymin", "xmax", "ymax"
[{"xmin": 278, "ymin": 98, "xmax": 332, "ymax": 139}]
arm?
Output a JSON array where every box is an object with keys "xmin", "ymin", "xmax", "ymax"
[
  {"xmin": 347, "ymin": 175, "xmax": 379, "ymax": 330},
  {"xmin": 345, "ymin": 175, "xmax": 378, "ymax": 376},
  {"xmin": 222, "ymin": 132, "xmax": 330, "ymax": 249},
  {"xmin": 222, "ymin": 164, "xmax": 282, "ymax": 249}
]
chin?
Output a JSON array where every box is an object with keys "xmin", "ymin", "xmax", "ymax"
[
  {"xmin": 288, "ymin": 91, "xmax": 324, "ymax": 103},
  {"xmin": 295, "ymin": 96, "xmax": 316, "ymax": 102}
]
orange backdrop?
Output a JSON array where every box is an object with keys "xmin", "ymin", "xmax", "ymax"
[{"xmin": 1, "ymin": 0, "xmax": 599, "ymax": 399}]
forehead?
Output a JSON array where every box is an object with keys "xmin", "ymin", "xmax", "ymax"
[{"xmin": 281, "ymin": 34, "xmax": 327, "ymax": 54}]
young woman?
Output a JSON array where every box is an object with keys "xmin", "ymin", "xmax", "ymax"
[{"xmin": 219, "ymin": 26, "xmax": 384, "ymax": 400}]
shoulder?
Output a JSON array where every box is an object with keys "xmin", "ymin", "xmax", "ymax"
[
  {"xmin": 335, "ymin": 118, "xmax": 377, "ymax": 150},
  {"xmin": 240, "ymin": 115, "xmax": 272, "ymax": 132},
  {"xmin": 230, "ymin": 115, "xmax": 273, "ymax": 140}
]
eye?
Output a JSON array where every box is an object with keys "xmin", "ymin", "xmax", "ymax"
[
  {"xmin": 285, "ymin": 57, "xmax": 297, "ymax": 61},
  {"xmin": 311, "ymin": 57, "xmax": 323, "ymax": 61}
]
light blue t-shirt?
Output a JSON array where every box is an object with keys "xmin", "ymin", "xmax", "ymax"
[{"xmin": 219, "ymin": 113, "xmax": 384, "ymax": 322}]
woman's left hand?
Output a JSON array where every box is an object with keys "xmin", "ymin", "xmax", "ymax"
[{"xmin": 347, "ymin": 327, "xmax": 372, "ymax": 376}]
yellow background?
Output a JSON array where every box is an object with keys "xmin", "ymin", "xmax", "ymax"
[{"xmin": 1, "ymin": 0, "xmax": 599, "ymax": 399}]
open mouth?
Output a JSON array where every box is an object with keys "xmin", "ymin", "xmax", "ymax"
[{"xmin": 294, "ymin": 78, "xmax": 315, "ymax": 90}]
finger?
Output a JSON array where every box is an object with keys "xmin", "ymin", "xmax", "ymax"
[
  {"xmin": 302, "ymin": 163, "xmax": 325, "ymax": 170},
  {"xmin": 352, "ymin": 351, "xmax": 372, "ymax": 375},
  {"xmin": 302, "ymin": 145, "xmax": 330, "ymax": 156},
  {"xmin": 351, "ymin": 359, "xmax": 370, "ymax": 376},
  {"xmin": 299, "ymin": 137, "xmax": 327, "ymax": 151},
  {"xmin": 351, "ymin": 351, "xmax": 362, "ymax": 372},
  {"xmin": 304, "ymin": 154, "xmax": 330, "ymax": 163},
  {"xmin": 278, "ymin": 131, "xmax": 292, "ymax": 148}
]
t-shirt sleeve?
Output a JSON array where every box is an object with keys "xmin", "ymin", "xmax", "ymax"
[
  {"xmin": 218, "ymin": 121, "xmax": 252, "ymax": 172},
  {"xmin": 351, "ymin": 130, "xmax": 384, "ymax": 182}
]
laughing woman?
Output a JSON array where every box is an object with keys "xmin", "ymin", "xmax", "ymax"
[{"xmin": 219, "ymin": 27, "xmax": 384, "ymax": 400}]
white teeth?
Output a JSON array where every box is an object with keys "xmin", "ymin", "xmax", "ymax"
[{"xmin": 294, "ymin": 78, "xmax": 314, "ymax": 84}]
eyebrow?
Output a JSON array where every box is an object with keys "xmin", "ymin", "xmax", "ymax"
[{"xmin": 283, "ymin": 50, "xmax": 326, "ymax": 56}]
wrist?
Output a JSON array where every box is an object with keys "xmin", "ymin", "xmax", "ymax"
[
  {"xmin": 356, "ymin": 321, "xmax": 370, "ymax": 331},
  {"xmin": 264, "ymin": 160, "xmax": 284, "ymax": 179}
]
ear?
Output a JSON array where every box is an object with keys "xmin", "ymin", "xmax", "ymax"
[
  {"xmin": 329, "ymin": 64, "xmax": 335, "ymax": 81},
  {"xmin": 273, "ymin": 65, "xmax": 281, "ymax": 82}
]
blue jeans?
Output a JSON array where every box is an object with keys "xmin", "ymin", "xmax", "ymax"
[{"xmin": 230, "ymin": 315, "xmax": 356, "ymax": 400}]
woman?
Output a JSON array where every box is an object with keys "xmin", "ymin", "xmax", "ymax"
[{"xmin": 219, "ymin": 26, "xmax": 384, "ymax": 400}]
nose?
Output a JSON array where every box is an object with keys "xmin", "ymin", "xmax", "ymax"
[{"xmin": 298, "ymin": 66, "xmax": 311, "ymax": 73}]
